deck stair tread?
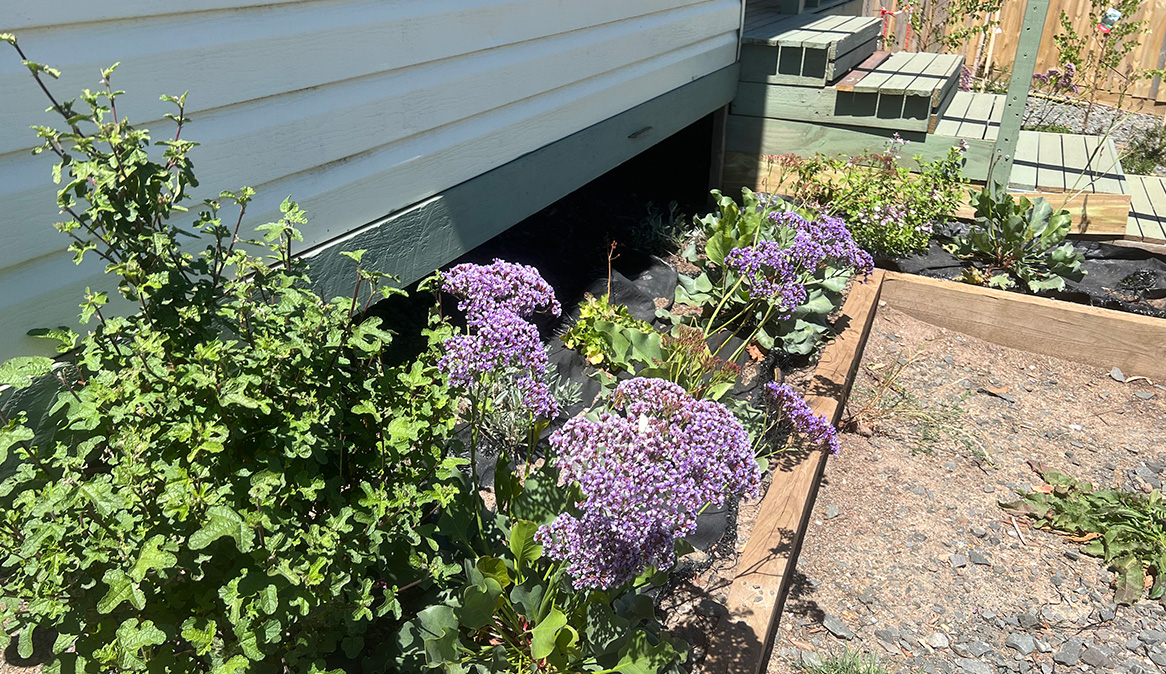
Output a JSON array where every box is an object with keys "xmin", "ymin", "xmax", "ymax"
[
  {"xmin": 1126, "ymin": 174, "xmax": 1166, "ymax": 243},
  {"xmin": 744, "ymin": 12, "xmax": 880, "ymax": 47},
  {"xmin": 851, "ymin": 52, "xmax": 962, "ymax": 101}
]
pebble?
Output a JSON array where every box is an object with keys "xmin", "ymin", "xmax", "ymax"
[
  {"xmin": 822, "ymin": 614, "xmax": 855, "ymax": 640},
  {"xmin": 969, "ymin": 550, "xmax": 991, "ymax": 566},
  {"xmin": 1081, "ymin": 645, "xmax": 1112, "ymax": 667},
  {"xmin": 876, "ymin": 627, "xmax": 900, "ymax": 643},
  {"xmin": 1139, "ymin": 629, "xmax": 1165, "ymax": 645},
  {"xmin": 1018, "ymin": 611, "xmax": 1040, "ymax": 629},
  {"xmin": 825, "ymin": 505, "xmax": 841, "ymax": 519},
  {"xmin": 950, "ymin": 553, "xmax": 968, "ymax": 569},
  {"xmin": 1135, "ymin": 392, "xmax": 1156, "ymax": 400},
  {"xmin": 956, "ymin": 658, "xmax": 992, "ymax": 674},
  {"xmin": 927, "ymin": 632, "xmax": 951, "ymax": 649},
  {"xmin": 954, "ymin": 641, "xmax": 993, "ymax": 658},
  {"xmin": 1111, "ymin": 366, "xmax": 1127, "ymax": 382},
  {"xmin": 1034, "ymin": 638, "xmax": 1052, "ymax": 653},
  {"xmin": 1054, "ymin": 639, "xmax": 1084, "ymax": 666},
  {"xmin": 1007, "ymin": 633, "xmax": 1036, "ymax": 655},
  {"xmin": 971, "ymin": 527, "xmax": 987, "ymax": 538}
]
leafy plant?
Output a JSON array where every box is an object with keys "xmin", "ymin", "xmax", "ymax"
[
  {"xmin": 624, "ymin": 201, "xmax": 689, "ymax": 255},
  {"xmin": 1002, "ymin": 464, "xmax": 1166, "ymax": 604},
  {"xmin": 799, "ymin": 649, "xmax": 890, "ymax": 674},
  {"xmin": 1121, "ymin": 121, "xmax": 1166, "ymax": 175},
  {"xmin": 949, "ymin": 183, "xmax": 1085, "ymax": 292},
  {"xmin": 561, "ymin": 293, "xmax": 659, "ymax": 372},
  {"xmin": 672, "ymin": 188, "xmax": 871, "ymax": 356},
  {"xmin": 0, "ymin": 38, "xmax": 463, "ymax": 673},
  {"xmin": 781, "ymin": 137, "xmax": 968, "ymax": 256}
]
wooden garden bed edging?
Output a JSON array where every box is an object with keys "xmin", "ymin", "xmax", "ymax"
[
  {"xmin": 879, "ymin": 272, "xmax": 1166, "ymax": 382},
  {"xmin": 704, "ymin": 269, "xmax": 885, "ymax": 674},
  {"xmin": 702, "ymin": 270, "xmax": 1166, "ymax": 673}
]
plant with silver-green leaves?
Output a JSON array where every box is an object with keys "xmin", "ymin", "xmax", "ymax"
[
  {"xmin": 0, "ymin": 36, "xmax": 464, "ymax": 673},
  {"xmin": 949, "ymin": 183, "xmax": 1085, "ymax": 292}
]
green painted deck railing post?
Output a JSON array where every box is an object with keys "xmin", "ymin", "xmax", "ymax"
[{"xmin": 990, "ymin": 0, "xmax": 1050, "ymax": 187}]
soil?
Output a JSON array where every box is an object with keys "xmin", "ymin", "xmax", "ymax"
[{"xmin": 766, "ymin": 306, "xmax": 1166, "ymax": 674}]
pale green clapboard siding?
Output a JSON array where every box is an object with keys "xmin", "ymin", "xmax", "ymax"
[{"xmin": 0, "ymin": 0, "xmax": 742, "ymax": 360}]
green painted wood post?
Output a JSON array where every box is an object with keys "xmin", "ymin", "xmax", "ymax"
[{"xmin": 990, "ymin": 0, "xmax": 1050, "ymax": 187}]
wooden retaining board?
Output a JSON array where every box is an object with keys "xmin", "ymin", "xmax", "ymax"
[
  {"xmin": 880, "ymin": 273, "xmax": 1166, "ymax": 382},
  {"xmin": 703, "ymin": 271, "xmax": 1166, "ymax": 673},
  {"xmin": 704, "ymin": 270, "xmax": 886, "ymax": 674},
  {"xmin": 952, "ymin": 191, "xmax": 1132, "ymax": 238},
  {"xmin": 1126, "ymin": 174, "xmax": 1166, "ymax": 243}
]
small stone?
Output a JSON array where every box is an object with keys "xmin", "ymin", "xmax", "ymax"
[
  {"xmin": 1102, "ymin": 606, "xmax": 1117, "ymax": 621},
  {"xmin": 1081, "ymin": 646, "xmax": 1112, "ymax": 667},
  {"xmin": 1138, "ymin": 629, "xmax": 1166, "ymax": 645},
  {"xmin": 983, "ymin": 485, "xmax": 995, "ymax": 493},
  {"xmin": 1018, "ymin": 611, "xmax": 1040, "ymax": 629},
  {"xmin": 1111, "ymin": 366, "xmax": 1127, "ymax": 382},
  {"xmin": 1070, "ymin": 423, "xmax": 1084, "ymax": 431},
  {"xmin": 1035, "ymin": 639, "xmax": 1052, "ymax": 653},
  {"xmin": 950, "ymin": 553, "xmax": 968, "ymax": 569},
  {"xmin": 875, "ymin": 627, "xmax": 900, "ymax": 643},
  {"xmin": 1007, "ymin": 633, "xmax": 1036, "ymax": 655},
  {"xmin": 798, "ymin": 651, "xmax": 822, "ymax": 668},
  {"xmin": 1150, "ymin": 649, "xmax": 1166, "ymax": 666},
  {"xmin": 954, "ymin": 641, "xmax": 993, "ymax": 658},
  {"xmin": 825, "ymin": 505, "xmax": 841, "ymax": 519},
  {"xmin": 1054, "ymin": 639, "xmax": 1084, "ymax": 666},
  {"xmin": 1135, "ymin": 392, "xmax": 1155, "ymax": 400},
  {"xmin": 969, "ymin": 550, "xmax": 991, "ymax": 566},
  {"xmin": 927, "ymin": 632, "xmax": 951, "ymax": 649},
  {"xmin": 1065, "ymin": 550, "xmax": 1081, "ymax": 561},
  {"xmin": 956, "ymin": 658, "xmax": 993, "ymax": 674},
  {"xmin": 1126, "ymin": 636, "xmax": 1143, "ymax": 652},
  {"xmin": 971, "ymin": 527, "xmax": 988, "ymax": 538},
  {"xmin": 1040, "ymin": 606, "xmax": 1063, "ymax": 623},
  {"xmin": 822, "ymin": 614, "xmax": 855, "ymax": 640}
]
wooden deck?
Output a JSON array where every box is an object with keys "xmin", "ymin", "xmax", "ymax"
[
  {"xmin": 740, "ymin": 12, "xmax": 881, "ymax": 86},
  {"xmin": 1126, "ymin": 174, "xmax": 1166, "ymax": 243},
  {"xmin": 933, "ymin": 91, "xmax": 1004, "ymax": 141}
]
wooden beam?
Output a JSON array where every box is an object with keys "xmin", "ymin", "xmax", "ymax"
[
  {"xmin": 990, "ymin": 0, "xmax": 1051, "ymax": 185},
  {"xmin": 952, "ymin": 191, "xmax": 1133, "ymax": 239},
  {"xmin": 704, "ymin": 270, "xmax": 885, "ymax": 674},
  {"xmin": 880, "ymin": 272, "xmax": 1166, "ymax": 381}
]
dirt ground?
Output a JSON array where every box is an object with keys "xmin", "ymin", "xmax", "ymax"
[{"xmin": 766, "ymin": 307, "xmax": 1166, "ymax": 674}]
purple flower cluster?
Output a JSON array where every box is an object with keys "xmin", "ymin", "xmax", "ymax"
[
  {"xmin": 1032, "ymin": 63, "xmax": 1078, "ymax": 93},
  {"xmin": 441, "ymin": 258, "xmax": 561, "ymax": 319},
  {"xmin": 537, "ymin": 378, "xmax": 760, "ymax": 589},
  {"xmin": 764, "ymin": 382, "xmax": 840, "ymax": 455},
  {"xmin": 438, "ymin": 260, "xmax": 561, "ymax": 417},
  {"xmin": 723, "ymin": 212, "xmax": 873, "ymax": 318}
]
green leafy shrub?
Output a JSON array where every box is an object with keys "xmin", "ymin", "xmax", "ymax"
[
  {"xmin": 1121, "ymin": 122, "xmax": 1166, "ymax": 176},
  {"xmin": 949, "ymin": 184, "xmax": 1085, "ymax": 292},
  {"xmin": 0, "ymin": 43, "xmax": 463, "ymax": 672},
  {"xmin": 781, "ymin": 137, "xmax": 968, "ymax": 256},
  {"xmin": 1003, "ymin": 464, "xmax": 1166, "ymax": 604},
  {"xmin": 560, "ymin": 293, "xmax": 658, "ymax": 372}
]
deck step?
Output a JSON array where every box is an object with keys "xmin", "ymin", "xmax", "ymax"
[
  {"xmin": 740, "ymin": 15, "xmax": 881, "ymax": 87},
  {"xmin": 733, "ymin": 51, "xmax": 963, "ymax": 134}
]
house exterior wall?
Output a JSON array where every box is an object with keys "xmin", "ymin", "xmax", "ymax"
[{"xmin": 0, "ymin": 0, "xmax": 742, "ymax": 359}]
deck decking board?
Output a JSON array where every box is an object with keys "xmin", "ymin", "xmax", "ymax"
[
  {"xmin": 1011, "ymin": 132, "xmax": 1040, "ymax": 190},
  {"xmin": 1092, "ymin": 138, "xmax": 1127, "ymax": 195},
  {"xmin": 932, "ymin": 90, "xmax": 972, "ymax": 137},
  {"xmin": 1136, "ymin": 175, "xmax": 1166, "ymax": 241},
  {"xmin": 1036, "ymin": 133, "xmax": 1065, "ymax": 192},
  {"xmin": 1126, "ymin": 174, "xmax": 1155, "ymax": 239},
  {"xmin": 957, "ymin": 92, "xmax": 996, "ymax": 141}
]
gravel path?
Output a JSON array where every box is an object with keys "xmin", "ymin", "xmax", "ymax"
[{"xmin": 767, "ymin": 307, "xmax": 1166, "ymax": 674}]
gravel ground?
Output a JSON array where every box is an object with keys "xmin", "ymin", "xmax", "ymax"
[{"xmin": 768, "ymin": 306, "xmax": 1166, "ymax": 674}]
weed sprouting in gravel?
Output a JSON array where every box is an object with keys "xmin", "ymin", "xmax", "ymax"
[{"xmin": 799, "ymin": 649, "xmax": 890, "ymax": 674}]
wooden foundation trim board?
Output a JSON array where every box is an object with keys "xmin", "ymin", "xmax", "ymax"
[
  {"xmin": 951, "ymin": 191, "xmax": 1132, "ymax": 239},
  {"xmin": 703, "ymin": 269, "xmax": 885, "ymax": 674},
  {"xmin": 880, "ymin": 272, "xmax": 1166, "ymax": 381}
]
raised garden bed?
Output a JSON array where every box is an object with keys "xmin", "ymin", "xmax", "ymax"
[{"xmin": 660, "ymin": 270, "xmax": 1166, "ymax": 674}]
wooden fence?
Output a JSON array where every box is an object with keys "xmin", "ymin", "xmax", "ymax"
[{"xmin": 862, "ymin": 0, "xmax": 1166, "ymax": 105}]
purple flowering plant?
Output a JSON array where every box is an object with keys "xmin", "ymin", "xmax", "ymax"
[{"xmin": 675, "ymin": 188, "xmax": 872, "ymax": 357}]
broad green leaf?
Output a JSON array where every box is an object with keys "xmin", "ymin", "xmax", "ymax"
[
  {"xmin": 613, "ymin": 629, "xmax": 679, "ymax": 674},
  {"xmin": 130, "ymin": 535, "xmax": 177, "ymax": 582},
  {"xmin": 476, "ymin": 556, "xmax": 511, "ymax": 588},
  {"xmin": 0, "ymin": 356, "xmax": 53, "ymax": 389},
  {"xmin": 585, "ymin": 600, "xmax": 630, "ymax": 655},
  {"xmin": 509, "ymin": 519, "xmax": 543, "ymax": 578},
  {"xmin": 457, "ymin": 577, "xmax": 502, "ymax": 629},
  {"xmin": 530, "ymin": 607, "xmax": 567, "ymax": 660},
  {"xmin": 1112, "ymin": 555, "xmax": 1145, "ymax": 605},
  {"xmin": 98, "ymin": 569, "xmax": 145, "ymax": 613},
  {"xmin": 189, "ymin": 505, "xmax": 254, "ymax": 552}
]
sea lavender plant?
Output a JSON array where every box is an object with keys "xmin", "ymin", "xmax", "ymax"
[
  {"xmin": 721, "ymin": 212, "xmax": 873, "ymax": 322},
  {"xmin": 438, "ymin": 261, "xmax": 561, "ymax": 419},
  {"xmin": 538, "ymin": 378, "xmax": 760, "ymax": 589},
  {"xmin": 764, "ymin": 382, "xmax": 841, "ymax": 455}
]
